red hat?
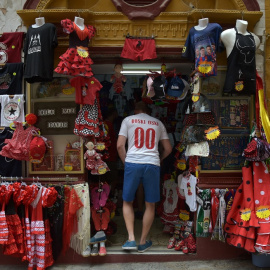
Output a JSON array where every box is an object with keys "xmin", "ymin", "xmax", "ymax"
[{"xmin": 29, "ymin": 137, "xmax": 46, "ymax": 163}]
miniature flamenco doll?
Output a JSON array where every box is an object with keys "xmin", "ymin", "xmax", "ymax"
[
  {"xmin": 110, "ymin": 64, "xmax": 126, "ymax": 93},
  {"xmin": 54, "ymin": 17, "xmax": 96, "ymax": 77},
  {"xmin": 84, "ymin": 141, "xmax": 109, "ymax": 175}
]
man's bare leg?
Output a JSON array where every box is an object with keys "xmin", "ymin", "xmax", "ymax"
[
  {"xmin": 123, "ymin": 200, "xmax": 135, "ymax": 241},
  {"xmin": 140, "ymin": 201, "xmax": 155, "ymax": 245}
]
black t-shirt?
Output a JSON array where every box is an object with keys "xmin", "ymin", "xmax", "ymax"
[
  {"xmin": 0, "ymin": 63, "xmax": 24, "ymax": 95},
  {"xmin": 0, "ymin": 128, "xmax": 22, "ymax": 177},
  {"xmin": 24, "ymin": 23, "xmax": 58, "ymax": 83}
]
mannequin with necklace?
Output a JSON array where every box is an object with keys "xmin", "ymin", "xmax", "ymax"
[
  {"xmin": 221, "ymin": 19, "xmax": 260, "ymax": 95},
  {"xmin": 32, "ymin": 17, "xmax": 45, "ymax": 28},
  {"xmin": 221, "ymin": 19, "xmax": 260, "ymax": 57}
]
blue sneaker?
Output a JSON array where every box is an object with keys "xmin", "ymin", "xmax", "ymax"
[
  {"xmin": 138, "ymin": 240, "xmax": 152, "ymax": 253},
  {"xmin": 90, "ymin": 235, "xmax": 107, "ymax": 244},
  {"xmin": 122, "ymin": 240, "xmax": 137, "ymax": 250}
]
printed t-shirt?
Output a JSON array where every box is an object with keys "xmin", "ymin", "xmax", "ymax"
[
  {"xmin": 118, "ymin": 113, "xmax": 169, "ymax": 166},
  {"xmin": 0, "ymin": 63, "xmax": 24, "ymax": 95},
  {"xmin": 24, "ymin": 23, "xmax": 58, "ymax": 83},
  {"xmin": 182, "ymin": 23, "xmax": 222, "ymax": 77},
  {"xmin": 70, "ymin": 76, "xmax": 102, "ymax": 105},
  {"xmin": 0, "ymin": 94, "xmax": 25, "ymax": 126},
  {"xmin": 0, "ymin": 32, "xmax": 24, "ymax": 63},
  {"xmin": 180, "ymin": 174, "xmax": 197, "ymax": 212}
]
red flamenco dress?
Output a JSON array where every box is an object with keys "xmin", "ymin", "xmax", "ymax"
[
  {"xmin": 252, "ymin": 162, "xmax": 270, "ymax": 253},
  {"xmin": 22, "ymin": 185, "xmax": 38, "ymax": 263},
  {"xmin": 42, "ymin": 187, "xmax": 58, "ymax": 268},
  {"xmin": 3, "ymin": 189, "xmax": 25, "ymax": 257},
  {"xmin": 74, "ymin": 97, "xmax": 105, "ymax": 138},
  {"xmin": 54, "ymin": 19, "xmax": 96, "ymax": 77},
  {"xmin": 28, "ymin": 186, "xmax": 57, "ymax": 270},
  {"xmin": 225, "ymin": 162, "xmax": 263, "ymax": 253}
]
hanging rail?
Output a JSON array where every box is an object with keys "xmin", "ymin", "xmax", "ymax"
[{"xmin": 0, "ymin": 175, "xmax": 79, "ymax": 182}]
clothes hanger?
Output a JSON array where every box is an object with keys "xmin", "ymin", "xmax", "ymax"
[{"xmin": 125, "ymin": 31, "xmax": 156, "ymax": 39}]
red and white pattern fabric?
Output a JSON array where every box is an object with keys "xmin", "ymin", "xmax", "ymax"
[{"xmin": 225, "ymin": 162, "xmax": 270, "ymax": 253}]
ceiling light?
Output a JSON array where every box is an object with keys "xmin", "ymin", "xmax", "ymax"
[{"xmin": 121, "ymin": 70, "xmax": 160, "ymax": 75}]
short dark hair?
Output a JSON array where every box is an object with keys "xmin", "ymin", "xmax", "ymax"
[
  {"xmin": 135, "ymin": 101, "xmax": 150, "ymax": 114},
  {"xmin": 200, "ymin": 46, "xmax": 205, "ymax": 50}
]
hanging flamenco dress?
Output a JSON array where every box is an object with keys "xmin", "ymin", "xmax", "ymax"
[
  {"xmin": 22, "ymin": 185, "xmax": 38, "ymax": 263},
  {"xmin": 224, "ymin": 163, "xmax": 260, "ymax": 253},
  {"xmin": 28, "ymin": 186, "xmax": 57, "ymax": 270},
  {"xmin": 0, "ymin": 121, "xmax": 39, "ymax": 161},
  {"xmin": 47, "ymin": 186, "xmax": 65, "ymax": 261},
  {"xmin": 0, "ymin": 185, "xmax": 14, "ymax": 246},
  {"xmin": 158, "ymin": 179, "xmax": 179, "ymax": 231},
  {"xmin": 42, "ymin": 187, "xmax": 58, "ymax": 268},
  {"xmin": 74, "ymin": 95, "xmax": 105, "ymax": 138},
  {"xmin": 252, "ymin": 162, "xmax": 270, "ymax": 253},
  {"xmin": 54, "ymin": 19, "xmax": 96, "ymax": 77},
  {"xmin": 3, "ymin": 192, "xmax": 25, "ymax": 257}
]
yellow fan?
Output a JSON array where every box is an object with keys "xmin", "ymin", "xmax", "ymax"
[
  {"xmin": 235, "ymin": 81, "xmax": 244, "ymax": 92},
  {"xmin": 176, "ymin": 159, "xmax": 186, "ymax": 171},
  {"xmin": 192, "ymin": 93, "xmax": 200, "ymax": 102},
  {"xmin": 197, "ymin": 61, "xmax": 212, "ymax": 74},
  {"xmin": 240, "ymin": 208, "xmax": 251, "ymax": 221},
  {"xmin": 205, "ymin": 126, "xmax": 220, "ymax": 140},
  {"xmin": 256, "ymin": 205, "xmax": 270, "ymax": 219},
  {"xmin": 179, "ymin": 210, "xmax": 190, "ymax": 221}
]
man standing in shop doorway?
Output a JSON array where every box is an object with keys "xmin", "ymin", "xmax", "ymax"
[{"xmin": 117, "ymin": 101, "xmax": 172, "ymax": 252}]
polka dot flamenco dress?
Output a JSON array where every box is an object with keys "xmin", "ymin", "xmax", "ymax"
[
  {"xmin": 54, "ymin": 19, "xmax": 96, "ymax": 77},
  {"xmin": 225, "ymin": 161, "xmax": 270, "ymax": 253},
  {"xmin": 74, "ymin": 95, "xmax": 105, "ymax": 138}
]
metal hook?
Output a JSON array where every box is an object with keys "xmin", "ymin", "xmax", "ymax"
[
  {"xmin": 77, "ymin": 9, "xmax": 81, "ymax": 18},
  {"xmin": 201, "ymin": 10, "xmax": 204, "ymax": 19},
  {"xmin": 38, "ymin": 9, "xmax": 42, "ymax": 18},
  {"xmin": 241, "ymin": 11, "xmax": 244, "ymax": 20}
]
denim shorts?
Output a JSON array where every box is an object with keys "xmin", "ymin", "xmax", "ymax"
[{"xmin": 122, "ymin": 162, "xmax": 160, "ymax": 203}]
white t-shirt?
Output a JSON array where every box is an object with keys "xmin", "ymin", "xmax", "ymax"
[
  {"xmin": 119, "ymin": 113, "xmax": 169, "ymax": 166},
  {"xmin": 0, "ymin": 94, "xmax": 25, "ymax": 126},
  {"xmin": 180, "ymin": 174, "xmax": 197, "ymax": 212}
]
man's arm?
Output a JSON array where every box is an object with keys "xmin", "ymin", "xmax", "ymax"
[
  {"xmin": 117, "ymin": 135, "xmax": 127, "ymax": 164},
  {"xmin": 159, "ymin": 139, "xmax": 172, "ymax": 162}
]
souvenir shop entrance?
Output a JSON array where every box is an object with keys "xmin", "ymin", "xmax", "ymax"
[{"xmin": 7, "ymin": 0, "xmax": 268, "ymax": 266}]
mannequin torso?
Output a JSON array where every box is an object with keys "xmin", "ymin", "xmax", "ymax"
[
  {"xmin": 221, "ymin": 19, "xmax": 260, "ymax": 57},
  {"xmin": 32, "ymin": 17, "xmax": 45, "ymax": 28},
  {"xmin": 74, "ymin": 16, "xmax": 85, "ymax": 30},
  {"xmin": 194, "ymin": 18, "xmax": 209, "ymax": 31}
]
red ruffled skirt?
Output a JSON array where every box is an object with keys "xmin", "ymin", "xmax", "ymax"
[
  {"xmin": 225, "ymin": 162, "xmax": 270, "ymax": 253},
  {"xmin": 2, "ymin": 214, "xmax": 24, "ymax": 256},
  {"xmin": 44, "ymin": 219, "xmax": 54, "ymax": 269},
  {"xmin": 54, "ymin": 48, "xmax": 94, "ymax": 77}
]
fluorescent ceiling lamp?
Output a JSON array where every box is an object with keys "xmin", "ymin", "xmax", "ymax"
[{"xmin": 121, "ymin": 70, "xmax": 160, "ymax": 74}]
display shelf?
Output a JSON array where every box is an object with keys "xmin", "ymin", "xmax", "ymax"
[{"xmin": 27, "ymin": 81, "xmax": 84, "ymax": 175}]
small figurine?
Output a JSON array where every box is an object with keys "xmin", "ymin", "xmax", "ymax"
[
  {"xmin": 84, "ymin": 141, "xmax": 110, "ymax": 175},
  {"xmin": 110, "ymin": 63, "xmax": 126, "ymax": 94}
]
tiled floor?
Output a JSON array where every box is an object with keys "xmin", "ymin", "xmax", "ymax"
[{"xmin": 107, "ymin": 210, "xmax": 172, "ymax": 254}]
